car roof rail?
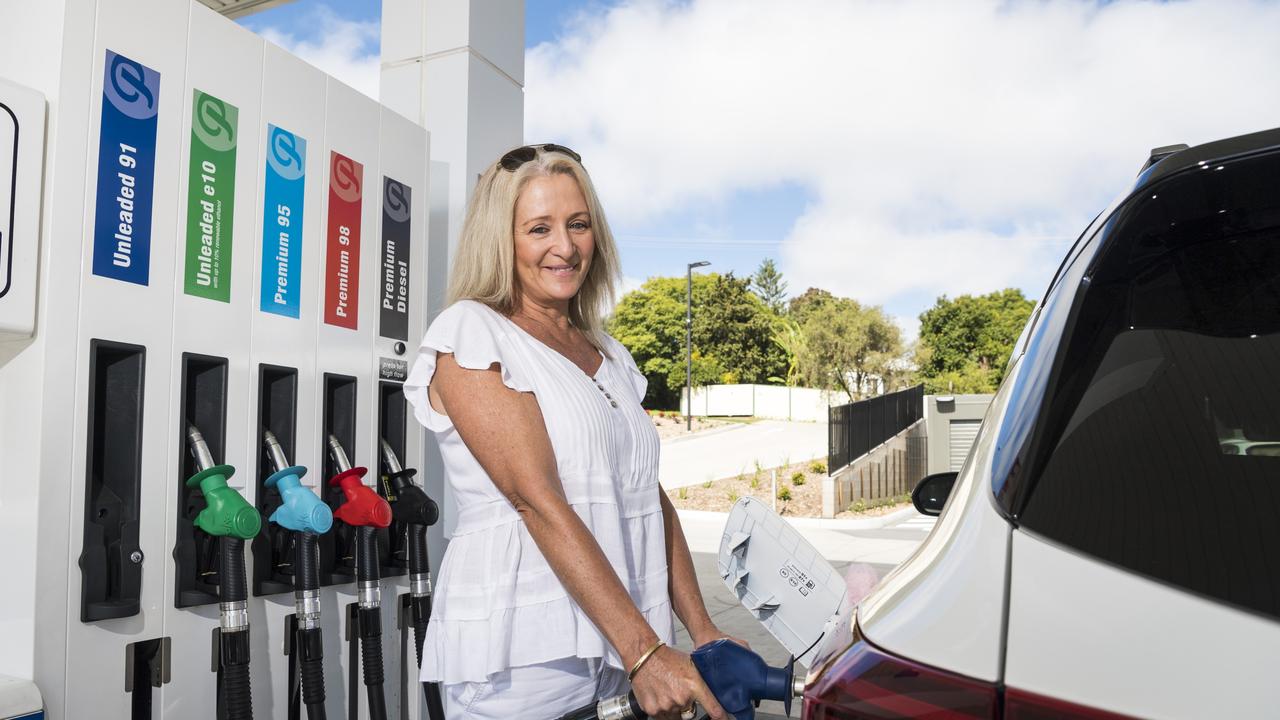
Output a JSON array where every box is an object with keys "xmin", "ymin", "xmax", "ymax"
[{"xmin": 1140, "ymin": 143, "xmax": 1189, "ymax": 174}]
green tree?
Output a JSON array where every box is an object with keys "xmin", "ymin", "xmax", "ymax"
[
  {"xmin": 788, "ymin": 287, "xmax": 835, "ymax": 325},
  {"xmin": 750, "ymin": 259, "xmax": 788, "ymax": 314},
  {"xmin": 916, "ymin": 288, "xmax": 1035, "ymax": 394},
  {"xmin": 769, "ymin": 317, "xmax": 807, "ymax": 387},
  {"xmin": 608, "ymin": 273, "xmax": 787, "ymax": 408},
  {"xmin": 796, "ymin": 298, "xmax": 902, "ymax": 399}
]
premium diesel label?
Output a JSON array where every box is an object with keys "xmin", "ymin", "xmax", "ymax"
[
  {"xmin": 92, "ymin": 50, "xmax": 160, "ymax": 286},
  {"xmin": 183, "ymin": 91, "xmax": 238, "ymax": 301},
  {"xmin": 379, "ymin": 177, "xmax": 411, "ymax": 341},
  {"xmin": 324, "ymin": 151, "xmax": 362, "ymax": 329},
  {"xmin": 260, "ymin": 124, "xmax": 306, "ymax": 318}
]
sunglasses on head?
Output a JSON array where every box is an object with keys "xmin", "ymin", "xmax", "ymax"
[{"xmin": 499, "ymin": 143, "xmax": 582, "ymax": 171}]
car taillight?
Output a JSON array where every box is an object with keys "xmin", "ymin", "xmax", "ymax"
[
  {"xmin": 1004, "ymin": 688, "xmax": 1135, "ymax": 719},
  {"xmin": 803, "ymin": 623, "xmax": 998, "ymax": 719},
  {"xmin": 802, "ymin": 619, "xmax": 1136, "ymax": 719}
]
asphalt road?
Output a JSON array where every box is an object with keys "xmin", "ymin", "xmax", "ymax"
[{"xmin": 659, "ymin": 421, "xmax": 829, "ymax": 489}]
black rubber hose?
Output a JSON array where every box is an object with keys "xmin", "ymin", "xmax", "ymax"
[
  {"xmin": 356, "ymin": 526, "xmax": 380, "ymax": 583},
  {"xmin": 406, "ymin": 525, "xmax": 428, "ymax": 579},
  {"xmin": 297, "ymin": 627, "xmax": 327, "ymax": 720},
  {"xmin": 296, "ymin": 532, "xmax": 320, "ymax": 592},
  {"xmin": 221, "ymin": 537, "xmax": 248, "ymax": 603},
  {"xmin": 221, "ymin": 628, "xmax": 254, "ymax": 720},
  {"xmin": 359, "ymin": 605, "xmax": 387, "ymax": 720}
]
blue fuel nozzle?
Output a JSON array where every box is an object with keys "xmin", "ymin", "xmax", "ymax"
[
  {"xmin": 263, "ymin": 431, "xmax": 333, "ymax": 535},
  {"xmin": 691, "ymin": 639, "xmax": 794, "ymax": 719}
]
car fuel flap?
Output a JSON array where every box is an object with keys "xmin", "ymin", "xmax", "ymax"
[{"xmin": 719, "ymin": 497, "xmax": 848, "ymax": 668}]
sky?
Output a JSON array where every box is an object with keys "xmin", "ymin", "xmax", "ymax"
[{"xmin": 241, "ymin": 0, "xmax": 1280, "ymax": 342}]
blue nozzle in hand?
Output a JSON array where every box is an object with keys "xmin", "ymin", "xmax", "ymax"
[{"xmin": 691, "ymin": 639, "xmax": 794, "ymax": 719}]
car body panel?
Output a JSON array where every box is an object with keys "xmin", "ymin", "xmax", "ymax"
[
  {"xmin": 1005, "ymin": 528, "xmax": 1280, "ymax": 718},
  {"xmin": 855, "ymin": 358, "xmax": 1018, "ymax": 683}
]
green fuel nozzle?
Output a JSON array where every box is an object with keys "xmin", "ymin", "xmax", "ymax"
[
  {"xmin": 185, "ymin": 425, "xmax": 257, "ymax": 720},
  {"xmin": 185, "ymin": 425, "xmax": 261, "ymax": 540}
]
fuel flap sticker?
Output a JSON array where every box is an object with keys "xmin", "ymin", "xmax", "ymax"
[
  {"xmin": 379, "ymin": 177, "xmax": 411, "ymax": 341},
  {"xmin": 92, "ymin": 50, "xmax": 161, "ymax": 286},
  {"xmin": 260, "ymin": 125, "xmax": 306, "ymax": 318},
  {"xmin": 184, "ymin": 90, "xmax": 238, "ymax": 301},
  {"xmin": 778, "ymin": 562, "xmax": 817, "ymax": 597},
  {"xmin": 324, "ymin": 151, "xmax": 362, "ymax": 329}
]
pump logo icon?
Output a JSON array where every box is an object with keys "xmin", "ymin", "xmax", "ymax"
[
  {"xmin": 194, "ymin": 94, "xmax": 235, "ymax": 153},
  {"xmin": 104, "ymin": 52, "xmax": 158, "ymax": 121},
  {"xmin": 267, "ymin": 126, "xmax": 304, "ymax": 181},
  {"xmin": 384, "ymin": 178, "xmax": 410, "ymax": 223},
  {"xmin": 331, "ymin": 154, "xmax": 362, "ymax": 203}
]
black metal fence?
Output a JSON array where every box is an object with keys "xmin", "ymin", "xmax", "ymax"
[{"xmin": 828, "ymin": 385, "xmax": 925, "ymax": 473}]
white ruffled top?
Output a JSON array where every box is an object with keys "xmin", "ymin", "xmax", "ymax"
[{"xmin": 403, "ymin": 300, "xmax": 675, "ymax": 684}]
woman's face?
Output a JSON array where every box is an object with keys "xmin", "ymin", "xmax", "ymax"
[{"xmin": 512, "ymin": 173, "xmax": 595, "ymax": 310}]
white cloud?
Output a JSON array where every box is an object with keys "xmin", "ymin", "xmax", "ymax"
[
  {"xmin": 256, "ymin": 9, "xmax": 380, "ymax": 100},
  {"xmin": 526, "ymin": 0, "xmax": 1280, "ymax": 309}
]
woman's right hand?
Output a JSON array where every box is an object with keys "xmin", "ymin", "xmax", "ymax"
[{"xmin": 630, "ymin": 645, "xmax": 729, "ymax": 720}]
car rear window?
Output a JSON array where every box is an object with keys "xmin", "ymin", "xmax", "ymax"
[{"xmin": 1016, "ymin": 150, "xmax": 1280, "ymax": 621}]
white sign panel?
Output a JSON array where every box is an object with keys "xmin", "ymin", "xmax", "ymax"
[{"xmin": 0, "ymin": 77, "xmax": 46, "ymax": 339}]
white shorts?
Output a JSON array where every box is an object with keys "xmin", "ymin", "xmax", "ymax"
[{"xmin": 443, "ymin": 656, "xmax": 629, "ymax": 720}]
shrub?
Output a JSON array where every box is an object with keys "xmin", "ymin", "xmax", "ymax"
[
  {"xmin": 702, "ymin": 480, "xmax": 713, "ymax": 489},
  {"xmin": 749, "ymin": 475, "xmax": 760, "ymax": 489},
  {"xmin": 727, "ymin": 491, "xmax": 740, "ymax": 503},
  {"xmin": 851, "ymin": 498, "xmax": 867, "ymax": 512},
  {"xmin": 791, "ymin": 471, "xmax": 806, "ymax": 486},
  {"xmin": 677, "ymin": 487, "xmax": 688, "ymax": 500},
  {"xmin": 808, "ymin": 460, "xmax": 827, "ymax": 475},
  {"xmin": 777, "ymin": 487, "xmax": 792, "ymax": 502}
]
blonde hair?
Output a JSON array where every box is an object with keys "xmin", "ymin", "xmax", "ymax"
[{"xmin": 447, "ymin": 146, "xmax": 621, "ymax": 350}]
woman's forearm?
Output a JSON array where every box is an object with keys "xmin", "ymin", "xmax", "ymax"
[
  {"xmin": 517, "ymin": 490, "xmax": 661, "ymax": 668},
  {"xmin": 659, "ymin": 489, "xmax": 717, "ymax": 643}
]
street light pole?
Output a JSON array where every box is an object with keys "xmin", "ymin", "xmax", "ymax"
[{"xmin": 686, "ymin": 260, "xmax": 710, "ymax": 432}]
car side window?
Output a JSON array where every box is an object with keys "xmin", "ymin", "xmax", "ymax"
[{"xmin": 1015, "ymin": 150, "xmax": 1280, "ymax": 621}]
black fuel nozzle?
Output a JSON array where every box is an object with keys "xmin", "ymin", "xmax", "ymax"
[{"xmin": 380, "ymin": 439, "xmax": 439, "ymax": 529}]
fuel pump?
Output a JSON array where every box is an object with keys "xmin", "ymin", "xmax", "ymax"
[
  {"xmin": 264, "ymin": 431, "xmax": 333, "ymax": 720},
  {"xmin": 185, "ymin": 425, "xmax": 262, "ymax": 720},
  {"xmin": 326, "ymin": 435, "xmax": 392, "ymax": 720},
  {"xmin": 378, "ymin": 438, "xmax": 443, "ymax": 719}
]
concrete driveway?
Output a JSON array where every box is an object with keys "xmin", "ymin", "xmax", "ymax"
[{"xmin": 659, "ymin": 420, "xmax": 828, "ymax": 489}]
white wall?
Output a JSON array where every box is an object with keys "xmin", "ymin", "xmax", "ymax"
[{"xmin": 681, "ymin": 384, "xmax": 850, "ymax": 422}]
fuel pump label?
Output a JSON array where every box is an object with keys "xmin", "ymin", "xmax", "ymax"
[
  {"xmin": 260, "ymin": 125, "xmax": 306, "ymax": 318},
  {"xmin": 91, "ymin": 50, "xmax": 160, "ymax": 286},
  {"xmin": 324, "ymin": 151, "xmax": 362, "ymax": 329},
  {"xmin": 379, "ymin": 177, "xmax": 411, "ymax": 341},
  {"xmin": 183, "ymin": 91, "xmax": 238, "ymax": 302}
]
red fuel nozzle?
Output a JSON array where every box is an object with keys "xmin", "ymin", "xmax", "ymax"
[
  {"xmin": 326, "ymin": 435, "xmax": 392, "ymax": 528},
  {"xmin": 329, "ymin": 468, "xmax": 391, "ymax": 528}
]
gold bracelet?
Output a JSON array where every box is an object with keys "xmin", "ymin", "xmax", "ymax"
[{"xmin": 628, "ymin": 640, "xmax": 666, "ymax": 681}]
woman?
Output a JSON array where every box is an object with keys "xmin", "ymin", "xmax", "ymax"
[{"xmin": 404, "ymin": 144, "xmax": 738, "ymax": 720}]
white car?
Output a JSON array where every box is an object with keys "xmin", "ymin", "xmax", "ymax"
[{"xmin": 802, "ymin": 130, "xmax": 1280, "ymax": 718}]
